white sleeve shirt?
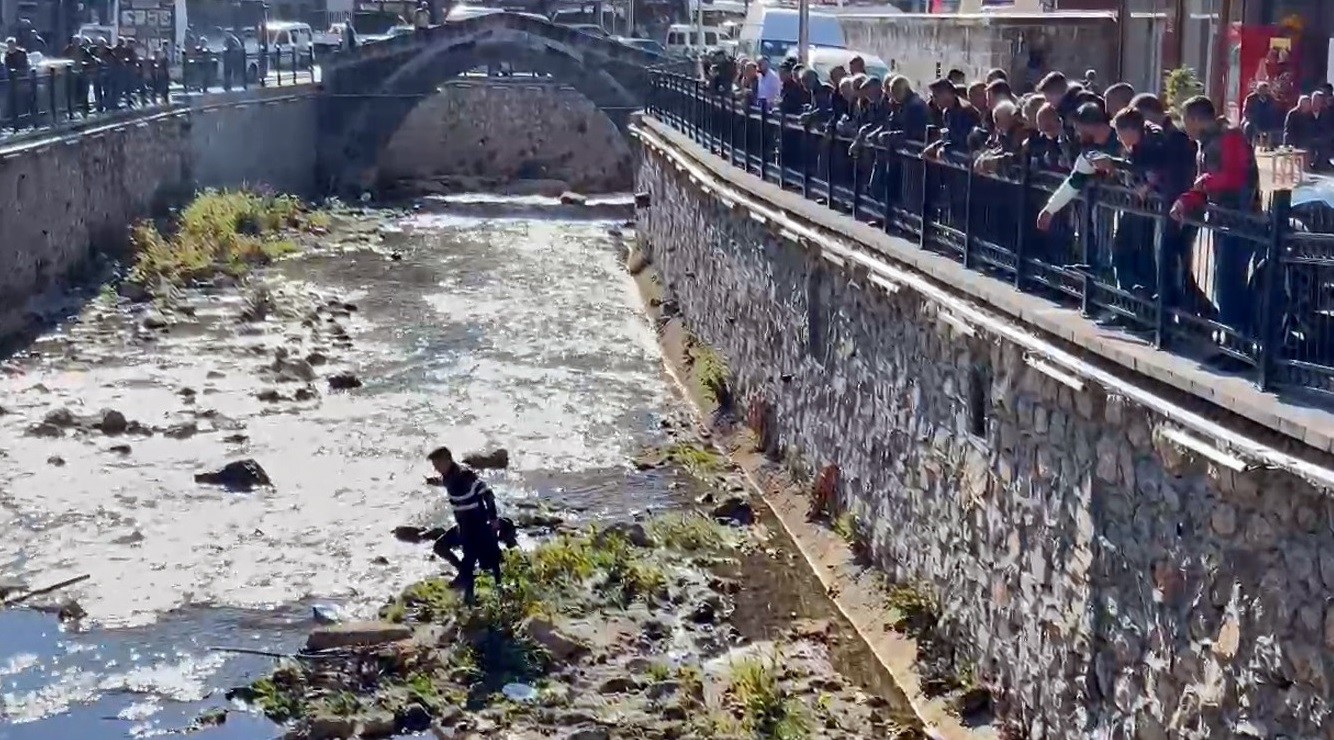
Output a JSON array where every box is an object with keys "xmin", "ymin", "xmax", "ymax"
[{"xmin": 756, "ymin": 69, "xmax": 782, "ymax": 105}]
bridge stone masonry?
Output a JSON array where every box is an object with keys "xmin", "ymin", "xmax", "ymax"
[
  {"xmin": 632, "ymin": 114, "xmax": 1334, "ymax": 738},
  {"xmin": 318, "ymin": 12, "xmax": 665, "ymax": 193}
]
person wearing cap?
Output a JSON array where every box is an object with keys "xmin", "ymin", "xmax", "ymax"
[
  {"xmin": 922, "ymin": 77, "xmax": 982, "ymax": 159},
  {"xmin": 1035, "ymin": 102, "xmax": 1123, "ymax": 233}
]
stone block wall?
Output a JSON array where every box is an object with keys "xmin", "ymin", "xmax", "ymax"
[
  {"xmin": 635, "ymin": 142, "xmax": 1334, "ymax": 739},
  {"xmin": 839, "ymin": 13, "xmax": 1120, "ymax": 93},
  {"xmin": 0, "ymin": 89, "xmax": 317, "ymax": 340},
  {"xmin": 377, "ymin": 78, "xmax": 633, "ymax": 193}
]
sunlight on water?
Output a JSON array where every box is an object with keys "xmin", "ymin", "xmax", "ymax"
[{"xmin": 0, "ymin": 206, "xmax": 676, "ymax": 734}]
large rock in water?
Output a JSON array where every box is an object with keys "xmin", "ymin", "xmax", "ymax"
[
  {"xmin": 306, "ymin": 621, "xmax": 413, "ymax": 651},
  {"xmin": 524, "ymin": 616, "xmax": 590, "ymax": 663},
  {"xmin": 711, "ymin": 497, "xmax": 755, "ymax": 526},
  {"xmin": 463, "ymin": 448, "xmax": 509, "ymax": 470},
  {"xmin": 194, "ymin": 459, "xmax": 273, "ymax": 491}
]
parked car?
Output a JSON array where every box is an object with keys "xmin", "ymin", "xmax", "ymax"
[
  {"xmin": 265, "ymin": 21, "xmax": 314, "ymax": 68},
  {"xmin": 787, "ymin": 46, "xmax": 889, "ymax": 83},
  {"xmin": 613, "ymin": 36, "xmax": 665, "ymax": 55},
  {"xmin": 564, "ymin": 23, "xmax": 608, "ymax": 38}
]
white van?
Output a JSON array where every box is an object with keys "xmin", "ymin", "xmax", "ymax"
[
  {"xmin": 664, "ymin": 23, "xmax": 726, "ymax": 55},
  {"xmin": 737, "ymin": 5, "xmax": 845, "ymax": 61},
  {"xmin": 266, "ymin": 21, "xmax": 314, "ymax": 68},
  {"xmin": 791, "ymin": 47, "xmax": 889, "ymax": 83}
]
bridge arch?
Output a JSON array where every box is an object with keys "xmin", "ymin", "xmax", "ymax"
[{"xmin": 319, "ymin": 13, "xmax": 664, "ymax": 192}]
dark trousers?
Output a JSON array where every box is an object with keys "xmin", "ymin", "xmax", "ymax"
[{"xmin": 454, "ymin": 522, "xmax": 502, "ymax": 603}]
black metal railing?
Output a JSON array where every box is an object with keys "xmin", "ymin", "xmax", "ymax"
[
  {"xmin": 648, "ymin": 71, "xmax": 1334, "ymax": 401},
  {"xmin": 0, "ymin": 48, "xmax": 317, "ymax": 138}
]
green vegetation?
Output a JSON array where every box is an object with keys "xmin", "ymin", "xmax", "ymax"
[
  {"xmin": 693, "ymin": 345, "xmax": 731, "ymax": 406},
  {"xmin": 831, "ymin": 512, "xmax": 859, "ymax": 547},
  {"xmin": 127, "ymin": 189, "xmax": 327, "ymax": 292},
  {"xmin": 648, "ymin": 511, "xmax": 731, "ymax": 552},
  {"xmin": 661, "ymin": 441, "xmax": 724, "ymax": 478},
  {"xmin": 1163, "ymin": 67, "xmax": 1205, "ymax": 111},
  {"xmin": 884, "ymin": 581, "xmax": 938, "ymax": 634},
  {"xmin": 243, "ymin": 664, "xmax": 306, "ymax": 722},
  {"xmin": 728, "ymin": 653, "xmax": 810, "ymax": 739},
  {"xmin": 646, "ymin": 661, "xmax": 673, "ymax": 683}
]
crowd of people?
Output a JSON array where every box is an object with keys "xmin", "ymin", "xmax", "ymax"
[
  {"xmin": 693, "ymin": 51, "xmax": 1267, "ymax": 365},
  {"xmin": 0, "ymin": 31, "xmax": 169, "ymax": 125},
  {"xmin": 1242, "ymin": 80, "xmax": 1334, "ymax": 171}
]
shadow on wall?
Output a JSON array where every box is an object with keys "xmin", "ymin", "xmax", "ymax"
[{"xmin": 377, "ymin": 80, "xmax": 634, "ymax": 195}]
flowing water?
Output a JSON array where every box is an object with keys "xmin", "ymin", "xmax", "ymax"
[{"xmin": 0, "ymin": 198, "xmax": 682, "ymax": 738}]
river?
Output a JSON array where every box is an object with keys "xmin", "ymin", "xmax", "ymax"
[{"xmin": 0, "ymin": 198, "xmax": 681, "ymax": 738}]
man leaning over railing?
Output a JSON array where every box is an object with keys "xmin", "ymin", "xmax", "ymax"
[
  {"xmin": 1171, "ymin": 96, "xmax": 1262, "ymax": 361},
  {"xmin": 922, "ymin": 78, "xmax": 981, "ymax": 161},
  {"xmin": 1110, "ymin": 105, "xmax": 1210, "ymax": 318}
]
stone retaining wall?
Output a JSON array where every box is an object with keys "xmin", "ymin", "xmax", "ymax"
[
  {"xmin": 377, "ymin": 78, "xmax": 632, "ymax": 193},
  {"xmin": 0, "ymin": 89, "xmax": 317, "ymax": 340},
  {"xmin": 635, "ymin": 138, "xmax": 1334, "ymax": 739}
]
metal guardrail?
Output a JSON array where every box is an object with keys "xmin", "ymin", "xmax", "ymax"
[
  {"xmin": 648, "ymin": 71, "xmax": 1334, "ymax": 401},
  {"xmin": 0, "ymin": 48, "xmax": 317, "ymax": 137}
]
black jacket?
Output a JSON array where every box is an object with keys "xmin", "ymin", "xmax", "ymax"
[{"xmin": 438, "ymin": 465, "xmax": 498, "ymax": 528}]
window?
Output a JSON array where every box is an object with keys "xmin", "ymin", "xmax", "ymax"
[{"xmin": 705, "ymin": 31, "xmax": 717, "ymax": 45}]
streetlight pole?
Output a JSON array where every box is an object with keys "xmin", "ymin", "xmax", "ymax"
[
  {"xmin": 695, "ymin": 0, "xmax": 703, "ymax": 51},
  {"xmin": 797, "ymin": 0, "xmax": 809, "ymax": 61},
  {"xmin": 1210, "ymin": 0, "xmax": 1234, "ymax": 110}
]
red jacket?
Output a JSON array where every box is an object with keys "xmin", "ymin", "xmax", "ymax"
[{"xmin": 1174, "ymin": 122, "xmax": 1259, "ymax": 213}]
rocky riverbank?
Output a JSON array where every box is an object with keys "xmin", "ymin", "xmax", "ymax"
[{"xmin": 233, "ymin": 488, "xmax": 927, "ymax": 740}]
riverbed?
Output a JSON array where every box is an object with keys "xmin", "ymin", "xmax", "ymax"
[
  {"xmin": 0, "ymin": 197, "xmax": 685, "ymax": 737},
  {"xmin": 0, "ymin": 195, "xmax": 919, "ymax": 739}
]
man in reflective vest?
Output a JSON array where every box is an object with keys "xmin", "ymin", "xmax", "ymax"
[{"xmin": 426, "ymin": 445, "xmax": 503, "ymax": 603}]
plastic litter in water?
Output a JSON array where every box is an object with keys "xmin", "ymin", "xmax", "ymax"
[
  {"xmin": 311, "ymin": 604, "xmax": 341, "ymax": 625},
  {"xmin": 501, "ymin": 682, "xmax": 538, "ymax": 702}
]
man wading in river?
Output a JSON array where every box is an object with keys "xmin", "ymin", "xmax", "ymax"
[{"xmin": 426, "ymin": 446, "xmax": 504, "ymax": 604}]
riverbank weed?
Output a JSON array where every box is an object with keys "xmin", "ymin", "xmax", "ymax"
[
  {"xmin": 649, "ymin": 511, "xmax": 730, "ymax": 552},
  {"xmin": 662, "ymin": 442, "xmax": 724, "ymax": 478},
  {"xmin": 693, "ymin": 345, "xmax": 731, "ymax": 407},
  {"xmin": 127, "ymin": 189, "xmax": 323, "ymax": 291},
  {"xmin": 728, "ymin": 653, "xmax": 809, "ymax": 739}
]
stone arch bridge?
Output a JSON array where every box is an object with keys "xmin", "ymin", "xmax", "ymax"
[{"xmin": 318, "ymin": 12, "xmax": 670, "ymax": 191}]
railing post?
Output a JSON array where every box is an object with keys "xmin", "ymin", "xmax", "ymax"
[
  {"xmin": 1013, "ymin": 155, "xmax": 1031, "ymax": 290},
  {"xmin": 742, "ymin": 97, "xmax": 751, "ymax": 173},
  {"xmin": 962, "ymin": 162, "xmax": 974, "ymax": 268},
  {"xmin": 882, "ymin": 142, "xmax": 894, "ymax": 234},
  {"xmin": 918, "ymin": 151, "xmax": 931, "ymax": 250},
  {"xmin": 1079, "ymin": 186, "xmax": 1098, "ymax": 317},
  {"xmin": 776, "ymin": 112, "xmax": 786, "ymax": 189},
  {"xmin": 801, "ymin": 120, "xmax": 811, "ymax": 198},
  {"xmin": 825, "ymin": 127, "xmax": 834, "ymax": 205},
  {"xmin": 757, "ymin": 100, "xmax": 768, "ymax": 179},
  {"xmin": 728, "ymin": 92, "xmax": 737, "ymax": 166},
  {"xmin": 1151, "ymin": 215, "xmax": 1170, "ymax": 349},
  {"xmin": 48, "ymin": 67, "xmax": 58, "ymax": 126},
  {"xmin": 1257, "ymin": 189, "xmax": 1293, "ymax": 391},
  {"xmin": 851, "ymin": 149, "xmax": 862, "ymax": 221}
]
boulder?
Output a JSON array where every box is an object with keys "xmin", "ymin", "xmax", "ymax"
[
  {"xmin": 524, "ymin": 616, "xmax": 590, "ymax": 663},
  {"xmin": 513, "ymin": 510, "xmax": 564, "ymax": 530},
  {"xmin": 276, "ymin": 359, "xmax": 317, "ymax": 383},
  {"xmin": 43, "ymin": 408, "xmax": 77, "ymax": 428},
  {"xmin": 462, "ymin": 448, "xmax": 508, "ymax": 470},
  {"xmin": 306, "ymin": 714, "xmax": 357, "ymax": 740},
  {"xmin": 558, "ymin": 191, "xmax": 588, "ymax": 206},
  {"xmin": 118, "ymin": 281, "xmax": 150, "ymax": 302},
  {"xmin": 598, "ymin": 676, "xmax": 640, "ymax": 694},
  {"xmin": 305, "ymin": 621, "xmax": 413, "ymax": 652},
  {"xmin": 711, "ymin": 497, "xmax": 755, "ymax": 526},
  {"xmin": 567, "ymin": 727, "xmax": 610, "ymax": 740},
  {"xmin": 164, "ymin": 421, "xmax": 199, "ymax": 439},
  {"xmin": 46, "ymin": 455, "xmax": 65, "ymax": 466},
  {"xmin": 597, "ymin": 522, "xmax": 654, "ymax": 549},
  {"xmin": 327, "ymin": 372, "xmax": 363, "ymax": 390},
  {"xmin": 195, "ymin": 459, "xmax": 272, "ymax": 491},
  {"xmin": 95, "ymin": 409, "xmax": 128, "ymax": 434},
  {"xmin": 142, "ymin": 313, "xmax": 170, "ymax": 330},
  {"xmin": 26, "ymin": 422, "xmax": 63, "ymax": 438},
  {"xmin": 109, "ymin": 444, "xmax": 132, "ymax": 456}
]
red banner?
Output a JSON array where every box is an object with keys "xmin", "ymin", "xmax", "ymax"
[{"xmin": 1233, "ymin": 24, "xmax": 1300, "ymax": 117}]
